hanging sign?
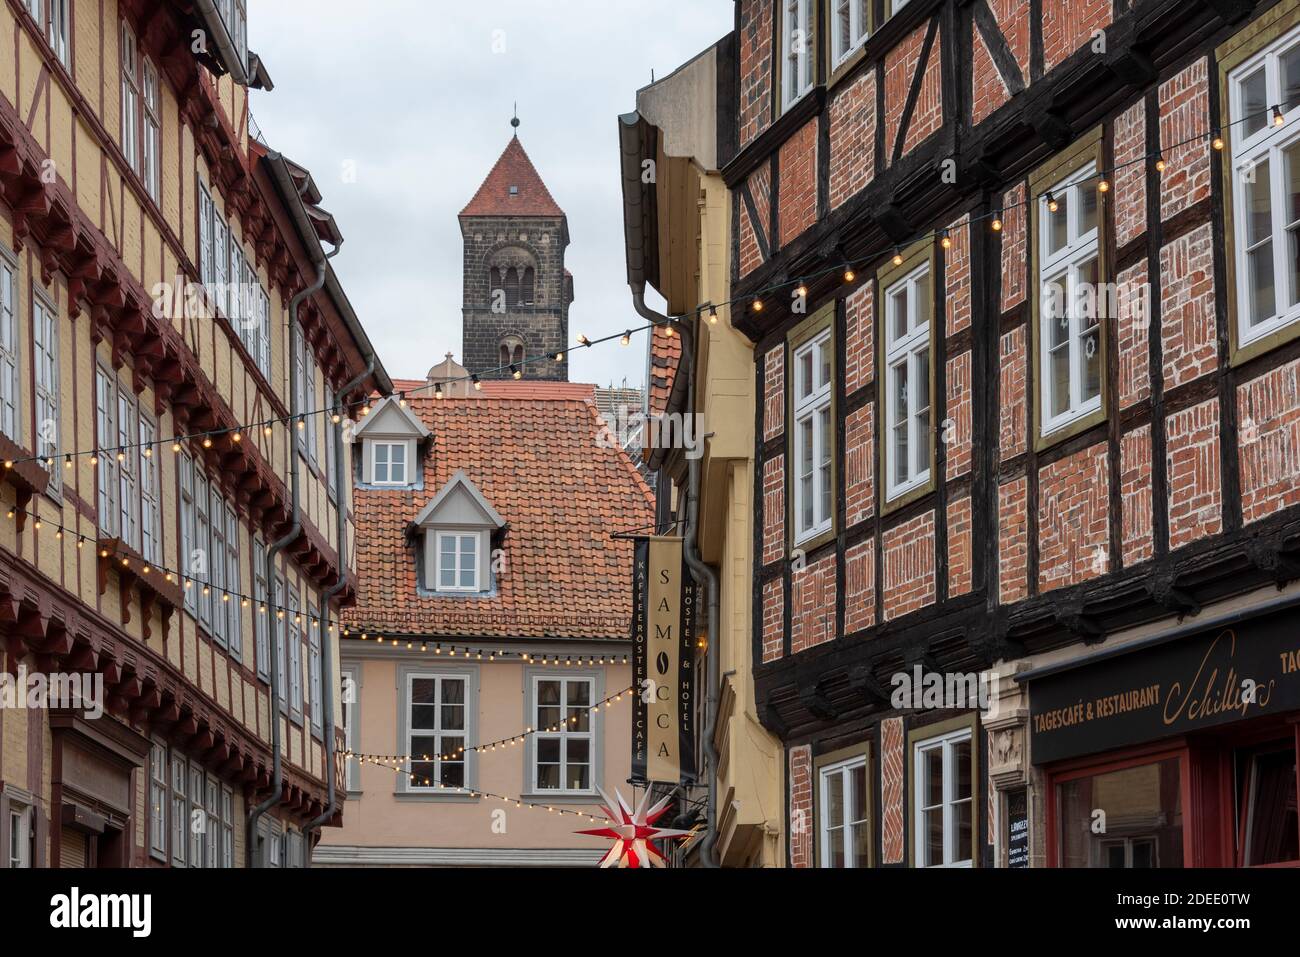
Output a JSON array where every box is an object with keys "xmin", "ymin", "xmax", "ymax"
[{"xmin": 631, "ymin": 536, "xmax": 697, "ymax": 784}]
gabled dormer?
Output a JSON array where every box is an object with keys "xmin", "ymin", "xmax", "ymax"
[
  {"xmin": 413, "ymin": 471, "xmax": 506, "ymax": 595},
  {"xmin": 352, "ymin": 395, "xmax": 431, "ymax": 489}
]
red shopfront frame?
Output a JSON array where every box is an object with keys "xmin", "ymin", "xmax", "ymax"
[{"xmin": 1044, "ymin": 716, "xmax": 1300, "ymax": 868}]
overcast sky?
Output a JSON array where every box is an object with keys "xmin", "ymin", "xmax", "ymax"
[{"xmin": 248, "ymin": 1, "xmax": 733, "ymax": 390}]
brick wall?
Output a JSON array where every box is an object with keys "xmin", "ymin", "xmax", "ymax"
[
  {"xmin": 880, "ymin": 717, "xmax": 905, "ymax": 864},
  {"xmin": 1000, "ymin": 183, "xmax": 1026, "ymax": 310},
  {"xmin": 882, "ymin": 509, "xmax": 936, "ymax": 620},
  {"xmin": 947, "ymin": 494, "xmax": 973, "ymax": 596},
  {"xmin": 791, "ymin": 553, "xmax": 837, "ymax": 654},
  {"xmin": 1121, "ymin": 426, "xmax": 1154, "ymax": 565},
  {"xmin": 999, "ymin": 476, "xmax": 1029, "ymax": 603},
  {"xmin": 999, "ymin": 326, "xmax": 1027, "ymax": 459},
  {"xmin": 845, "ymin": 403, "xmax": 875, "ymax": 527},
  {"xmin": 1160, "ymin": 223, "xmax": 1218, "ymax": 389},
  {"xmin": 762, "ymin": 455, "xmax": 785, "ymax": 566},
  {"xmin": 945, "ymin": 213, "xmax": 972, "ymax": 336},
  {"xmin": 1158, "ymin": 58, "xmax": 1212, "ymax": 222},
  {"xmin": 1116, "ymin": 259, "xmax": 1151, "ymax": 409},
  {"xmin": 763, "ymin": 346, "xmax": 785, "ymax": 440},
  {"xmin": 946, "ymin": 350, "xmax": 973, "ymax": 479},
  {"xmin": 1166, "ymin": 399, "xmax": 1223, "ymax": 548},
  {"xmin": 740, "ymin": 162, "xmax": 773, "ymax": 278},
  {"xmin": 1041, "ymin": 0, "xmax": 1111, "ymax": 73},
  {"xmin": 1238, "ymin": 358, "xmax": 1300, "ymax": 524},
  {"xmin": 1037, "ymin": 443, "xmax": 1110, "ymax": 591},
  {"xmin": 738, "ymin": 0, "xmax": 773, "ymax": 150},
  {"xmin": 778, "ymin": 120, "xmax": 818, "ymax": 248},
  {"xmin": 883, "ymin": 24, "xmax": 944, "ymax": 163},
  {"xmin": 1113, "ymin": 99, "xmax": 1147, "ymax": 248},
  {"xmin": 761, "ymin": 577, "xmax": 784, "ymax": 663},
  {"xmin": 844, "ymin": 538, "xmax": 876, "ymax": 633},
  {"xmin": 971, "ymin": 0, "xmax": 1030, "ymax": 126},
  {"xmin": 828, "ymin": 71, "xmax": 876, "ymax": 209},
  {"xmin": 845, "ymin": 282, "xmax": 874, "ymax": 394},
  {"xmin": 789, "ymin": 745, "xmax": 812, "ymax": 867},
  {"xmin": 740, "ymin": 201, "xmax": 763, "ymax": 279}
]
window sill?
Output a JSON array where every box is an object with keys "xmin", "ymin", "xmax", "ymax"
[
  {"xmin": 393, "ymin": 790, "xmax": 479, "ymax": 803},
  {"xmin": 1034, "ymin": 404, "xmax": 1106, "ymax": 454},
  {"xmin": 881, "ymin": 475, "xmax": 935, "ymax": 518},
  {"xmin": 519, "ymin": 791, "xmax": 604, "ymax": 804},
  {"xmin": 1232, "ymin": 310, "xmax": 1300, "ymax": 367},
  {"xmin": 791, "ymin": 524, "xmax": 835, "ymax": 557}
]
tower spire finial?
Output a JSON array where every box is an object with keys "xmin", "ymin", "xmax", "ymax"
[{"xmin": 511, "ymin": 102, "xmax": 520, "ymax": 135}]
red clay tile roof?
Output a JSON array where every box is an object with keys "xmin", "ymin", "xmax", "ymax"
[
  {"xmin": 387, "ymin": 379, "xmax": 598, "ymax": 402},
  {"xmin": 344, "ymin": 388, "xmax": 654, "ymax": 640},
  {"xmin": 460, "ymin": 136, "xmax": 564, "ymax": 218},
  {"xmin": 648, "ymin": 325, "xmax": 682, "ymax": 419}
]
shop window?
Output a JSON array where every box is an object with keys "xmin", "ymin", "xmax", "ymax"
[
  {"xmin": 1238, "ymin": 741, "xmax": 1299, "ymax": 866},
  {"xmin": 1057, "ymin": 757, "xmax": 1184, "ymax": 868}
]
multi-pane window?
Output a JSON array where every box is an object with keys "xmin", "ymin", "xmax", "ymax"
[
  {"xmin": 435, "ymin": 532, "xmax": 479, "ymax": 592},
  {"xmin": 913, "ymin": 728, "xmax": 973, "ymax": 868},
  {"xmin": 225, "ymin": 507, "xmax": 241, "ymax": 659},
  {"xmin": 819, "ymin": 755, "xmax": 869, "ymax": 867},
  {"xmin": 1039, "ymin": 166, "xmax": 1102, "ymax": 433},
  {"xmin": 96, "ymin": 369, "xmax": 117, "ymax": 533},
  {"xmin": 139, "ymin": 417, "xmax": 160, "ymax": 564},
  {"xmin": 198, "ymin": 181, "xmax": 272, "ymax": 379},
  {"xmin": 309, "ymin": 605, "xmax": 322, "ymax": 737},
  {"xmin": 293, "ymin": 325, "xmax": 320, "ymax": 464},
  {"xmin": 149, "ymin": 742, "xmax": 167, "ymax": 860},
  {"xmin": 24, "ymin": 1, "xmax": 69, "ymax": 69},
  {"xmin": 0, "ymin": 254, "xmax": 17, "ymax": 440},
  {"xmin": 221, "ymin": 787, "xmax": 234, "ymax": 868},
  {"xmin": 325, "ymin": 408, "xmax": 339, "ymax": 499},
  {"xmin": 884, "ymin": 264, "xmax": 932, "ymax": 500},
  {"xmin": 32, "ymin": 294, "xmax": 58, "ymax": 489},
  {"xmin": 831, "ymin": 0, "xmax": 870, "ymax": 66},
  {"xmin": 141, "ymin": 59, "xmax": 161, "ymax": 201},
  {"xmin": 274, "ymin": 576, "xmax": 288, "ymax": 711},
  {"xmin": 116, "ymin": 390, "xmax": 136, "ymax": 543},
  {"xmin": 406, "ymin": 674, "xmax": 467, "ymax": 790},
  {"xmin": 782, "ymin": 0, "xmax": 815, "ymax": 111},
  {"xmin": 170, "ymin": 753, "xmax": 187, "ymax": 867},
  {"xmin": 120, "ymin": 23, "xmax": 140, "ymax": 177},
  {"xmin": 204, "ymin": 777, "xmax": 220, "ymax": 868},
  {"xmin": 1230, "ymin": 26, "xmax": 1300, "ymax": 345},
  {"xmin": 179, "ymin": 451, "xmax": 196, "ymax": 614},
  {"xmin": 342, "ymin": 666, "xmax": 360, "ymax": 791},
  {"xmin": 371, "ymin": 441, "xmax": 408, "ymax": 485},
  {"xmin": 792, "ymin": 330, "xmax": 832, "ymax": 542},
  {"xmin": 209, "ymin": 487, "xmax": 227, "ymax": 647},
  {"xmin": 532, "ymin": 677, "xmax": 594, "ymax": 792},
  {"xmin": 195, "ymin": 469, "xmax": 213, "ymax": 628},
  {"xmin": 7, "ymin": 801, "xmax": 31, "ymax": 868},
  {"xmin": 253, "ymin": 539, "xmax": 270, "ymax": 682},
  {"xmin": 215, "ymin": 0, "xmax": 248, "ymax": 74},
  {"xmin": 188, "ymin": 764, "xmax": 204, "ymax": 866},
  {"xmin": 288, "ymin": 588, "xmax": 303, "ymax": 720}
]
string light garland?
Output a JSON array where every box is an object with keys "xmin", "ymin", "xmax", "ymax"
[
  {"xmin": 347, "ymin": 686, "xmax": 633, "ymax": 764},
  {"xmin": 2, "ymin": 104, "xmax": 1279, "ymax": 487},
  {"xmin": 342, "ymin": 628, "xmax": 631, "ymax": 667}
]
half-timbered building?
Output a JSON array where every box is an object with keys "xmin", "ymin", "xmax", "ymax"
[
  {"xmin": 0, "ymin": 0, "xmax": 389, "ymax": 868},
  {"xmin": 715, "ymin": 0, "xmax": 1300, "ymax": 867}
]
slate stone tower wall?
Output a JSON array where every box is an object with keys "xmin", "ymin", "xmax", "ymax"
[{"xmin": 459, "ymin": 214, "xmax": 572, "ymax": 381}]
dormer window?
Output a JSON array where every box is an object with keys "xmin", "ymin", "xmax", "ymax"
[
  {"xmin": 353, "ymin": 395, "xmax": 431, "ymax": 490},
  {"xmin": 372, "ymin": 441, "xmax": 408, "ymax": 486},
  {"xmin": 435, "ymin": 532, "xmax": 480, "ymax": 591},
  {"xmin": 415, "ymin": 471, "xmax": 506, "ymax": 596}
]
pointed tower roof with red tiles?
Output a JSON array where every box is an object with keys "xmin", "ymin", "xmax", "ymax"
[{"xmin": 459, "ymin": 136, "xmax": 564, "ymax": 218}]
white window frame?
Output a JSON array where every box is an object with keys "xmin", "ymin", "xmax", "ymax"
[
  {"xmin": 7, "ymin": 801, "xmax": 31, "ymax": 869},
  {"xmin": 912, "ymin": 727, "xmax": 974, "ymax": 868},
  {"xmin": 199, "ymin": 182, "xmax": 215, "ymax": 290},
  {"xmin": 187, "ymin": 762, "xmax": 204, "ymax": 867},
  {"xmin": 309, "ymin": 604, "xmax": 322, "ymax": 737},
  {"xmin": 47, "ymin": 0, "xmax": 69, "ymax": 67},
  {"xmin": 139, "ymin": 415, "xmax": 160, "ymax": 563},
  {"xmin": 1038, "ymin": 165, "xmax": 1103, "ymax": 435},
  {"xmin": 253, "ymin": 538, "xmax": 270, "ymax": 682},
  {"xmin": 208, "ymin": 484, "xmax": 227, "ymax": 647},
  {"xmin": 179, "ymin": 451, "xmax": 196, "ymax": 615},
  {"xmin": 96, "ymin": 366, "xmax": 119, "ymax": 536},
  {"xmin": 120, "ymin": 22, "xmax": 140, "ymax": 176},
  {"xmin": 342, "ymin": 665, "xmax": 360, "ymax": 792},
  {"xmin": 530, "ymin": 675, "xmax": 596, "ymax": 794},
  {"xmin": 0, "ymin": 251, "xmax": 18, "ymax": 442},
  {"xmin": 220, "ymin": 786, "xmax": 234, "ymax": 868},
  {"xmin": 782, "ymin": 0, "xmax": 815, "ymax": 112},
  {"xmin": 274, "ymin": 575, "xmax": 287, "ymax": 712},
  {"xmin": 434, "ymin": 531, "xmax": 480, "ymax": 593},
  {"xmin": 1230, "ymin": 25, "xmax": 1300, "ymax": 346},
  {"xmin": 225, "ymin": 506, "xmax": 241, "ymax": 660},
  {"xmin": 204, "ymin": 776, "xmax": 220, "ymax": 868},
  {"xmin": 818, "ymin": 754, "xmax": 869, "ymax": 868},
  {"xmin": 831, "ymin": 0, "xmax": 870, "ymax": 68},
  {"xmin": 149, "ymin": 741, "xmax": 167, "ymax": 861},
  {"xmin": 170, "ymin": 751, "xmax": 187, "ymax": 867},
  {"xmin": 404, "ymin": 673, "xmax": 469, "ymax": 792},
  {"xmin": 883, "ymin": 263, "xmax": 932, "ymax": 501},
  {"xmin": 792, "ymin": 330, "xmax": 833, "ymax": 543},
  {"xmin": 370, "ymin": 440, "xmax": 408, "ymax": 486},
  {"xmin": 115, "ymin": 387, "xmax": 136, "ymax": 544},
  {"xmin": 32, "ymin": 291, "xmax": 59, "ymax": 491},
  {"xmin": 288, "ymin": 587, "xmax": 303, "ymax": 721},
  {"xmin": 142, "ymin": 57, "xmax": 161, "ymax": 202},
  {"xmin": 195, "ymin": 469, "xmax": 212, "ymax": 629}
]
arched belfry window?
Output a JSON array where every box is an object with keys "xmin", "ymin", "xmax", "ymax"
[
  {"xmin": 503, "ymin": 268, "xmax": 520, "ymax": 307},
  {"xmin": 498, "ymin": 335, "xmax": 526, "ymax": 371},
  {"xmin": 521, "ymin": 267, "xmax": 535, "ymax": 306},
  {"xmin": 486, "ymin": 247, "xmax": 538, "ymax": 310}
]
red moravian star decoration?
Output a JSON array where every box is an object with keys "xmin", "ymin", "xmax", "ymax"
[{"xmin": 576, "ymin": 786, "xmax": 692, "ymax": 868}]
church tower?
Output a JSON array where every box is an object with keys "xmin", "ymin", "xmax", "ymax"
[{"xmin": 459, "ymin": 120, "xmax": 572, "ymax": 381}]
